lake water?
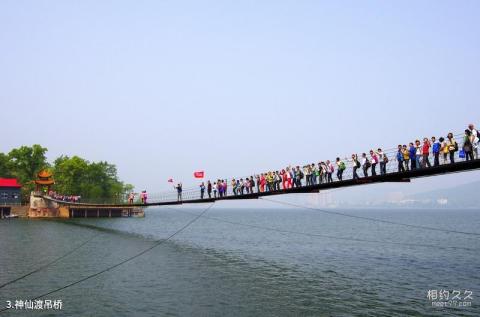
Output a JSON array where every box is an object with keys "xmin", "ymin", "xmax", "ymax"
[{"xmin": 1, "ymin": 207, "xmax": 479, "ymax": 316}]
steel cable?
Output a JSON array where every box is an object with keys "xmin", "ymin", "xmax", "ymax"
[{"xmin": 0, "ymin": 203, "xmax": 214, "ymax": 314}]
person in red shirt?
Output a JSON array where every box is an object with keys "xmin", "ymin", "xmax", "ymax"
[
  {"xmin": 260, "ymin": 174, "xmax": 266, "ymax": 192},
  {"xmin": 422, "ymin": 137, "xmax": 432, "ymax": 168}
]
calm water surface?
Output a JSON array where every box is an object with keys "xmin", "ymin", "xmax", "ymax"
[{"xmin": 0, "ymin": 207, "xmax": 479, "ymax": 316}]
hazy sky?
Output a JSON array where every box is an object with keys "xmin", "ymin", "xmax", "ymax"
[{"xmin": 1, "ymin": 0, "xmax": 479, "ymax": 199}]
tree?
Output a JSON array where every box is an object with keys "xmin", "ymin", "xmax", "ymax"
[
  {"xmin": 1, "ymin": 145, "xmax": 130, "ymax": 203},
  {"xmin": 8, "ymin": 145, "xmax": 49, "ymax": 201},
  {"xmin": 8, "ymin": 145, "xmax": 48, "ymax": 184},
  {"xmin": 0, "ymin": 153, "xmax": 13, "ymax": 177},
  {"xmin": 53, "ymin": 156, "xmax": 127, "ymax": 203}
]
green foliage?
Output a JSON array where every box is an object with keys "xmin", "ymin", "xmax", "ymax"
[
  {"xmin": 0, "ymin": 153, "xmax": 13, "ymax": 178},
  {"xmin": 1, "ymin": 145, "xmax": 49, "ymax": 201},
  {"xmin": 0, "ymin": 145, "xmax": 131, "ymax": 203},
  {"xmin": 7, "ymin": 145, "xmax": 48, "ymax": 184},
  {"xmin": 53, "ymin": 156, "xmax": 127, "ymax": 202}
]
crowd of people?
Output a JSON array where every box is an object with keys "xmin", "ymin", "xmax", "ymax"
[
  {"xmin": 48, "ymin": 191, "xmax": 81, "ymax": 203},
  {"xmin": 196, "ymin": 124, "xmax": 479, "ymax": 199}
]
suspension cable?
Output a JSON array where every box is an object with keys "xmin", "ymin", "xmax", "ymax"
[
  {"xmin": 166, "ymin": 207, "xmax": 478, "ymax": 252},
  {"xmin": 0, "ymin": 203, "xmax": 214, "ymax": 314},
  {"xmin": 0, "ymin": 232, "xmax": 101, "ymax": 289},
  {"xmin": 260, "ymin": 197, "xmax": 480, "ymax": 237}
]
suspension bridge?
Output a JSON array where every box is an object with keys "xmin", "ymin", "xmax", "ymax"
[{"xmin": 39, "ymin": 158, "xmax": 480, "ymax": 209}]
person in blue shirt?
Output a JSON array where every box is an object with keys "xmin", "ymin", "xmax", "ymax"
[
  {"xmin": 409, "ymin": 142, "xmax": 417, "ymax": 170},
  {"xmin": 431, "ymin": 136, "xmax": 441, "ymax": 167}
]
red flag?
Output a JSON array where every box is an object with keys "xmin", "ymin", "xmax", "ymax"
[
  {"xmin": 194, "ymin": 171, "xmax": 204, "ymax": 178},
  {"xmin": 167, "ymin": 178, "xmax": 174, "ymax": 183}
]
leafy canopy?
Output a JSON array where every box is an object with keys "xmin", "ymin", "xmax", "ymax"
[{"xmin": 0, "ymin": 145, "xmax": 132, "ymax": 202}]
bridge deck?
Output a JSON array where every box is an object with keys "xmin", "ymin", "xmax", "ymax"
[{"xmin": 42, "ymin": 159, "xmax": 480, "ymax": 208}]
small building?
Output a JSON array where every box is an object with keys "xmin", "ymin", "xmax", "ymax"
[
  {"xmin": 35, "ymin": 170, "xmax": 55, "ymax": 193},
  {"xmin": 0, "ymin": 178, "xmax": 22, "ymax": 205}
]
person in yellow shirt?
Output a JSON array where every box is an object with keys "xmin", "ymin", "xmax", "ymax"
[
  {"xmin": 439, "ymin": 137, "xmax": 449, "ymax": 164},
  {"xmin": 402, "ymin": 145, "xmax": 410, "ymax": 171}
]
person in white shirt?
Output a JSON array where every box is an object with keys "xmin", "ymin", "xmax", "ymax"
[
  {"xmin": 361, "ymin": 153, "xmax": 370, "ymax": 177},
  {"xmin": 468, "ymin": 124, "xmax": 479, "ymax": 159},
  {"xmin": 351, "ymin": 154, "xmax": 360, "ymax": 180},
  {"xmin": 415, "ymin": 140, "xmax": 422, "ymax": 168},
  {"xmin": 376, "ymin": 148, "xmax": 387, "ymax": 175}
]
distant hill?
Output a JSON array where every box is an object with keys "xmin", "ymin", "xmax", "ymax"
[{"xmin": 392, "ymin": 180, "xmax": 480, "ymax": 209}]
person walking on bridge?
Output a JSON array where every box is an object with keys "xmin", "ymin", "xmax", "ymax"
[
  {"xmin": 311, "ymin": 164, "xmax": 318, "ymax": 185},
  {"xmin": 447, "ymin": 133, "xmax": 457, "ymax": 164},
  {"xmin": 432, "ymin": 136, "xmax": 440, "ymax": 166},
  {"xmin": 304, "ymin": 165, "xmax": 311, "ymax": 186},
  {"xmin": 175, "ymin": 183, "xmax": 183, "ymax": 201},
  {"xmin": 336, "ymin": 157, "xmax": 345, "ymax": 180},
  {"xmin": 439, "ymin": 137, "xmax": 448, "ymax": 164},
  {"xmin": 402, "ymin": 145, "xmax": 410, "ymax": 171},
  {"xmin": 128, "ymin": 192, "xmax": 134, "ymax": 204},
  {"xmin": 218, "ymin": 180, "xmax": 224, "ymax": 197},
  {"xmin": 289, "ymin": 167, "xmax": 296, "ymax": 188},
  {"xmin": 376, "ymin": 148, "xmax": 387, "ymax": 175},
  {"xmin": 351, "ymin": 154, "xmax": 360, "ymax": 180},
  {"xmin": 415, "ymin": 140, "xmax": 422, "ymax": 168},
  {"xmin": 239, "ymin": 179, "xmax": 245, "ymax": 195},
  {"xmin": 370, "ymin": 150, "xmax": 378, "ymax": 176},
  {"xmin": 255, "ymin": 175, "xmax": 261, "ymax": 192},
  {"xmin": 463, "ymin": 130, "xmax": 474, "ymax": 161},
  {"xmin": 319, "ymin": 162, "xmax": 326, "ymax": 183},
  {"xmin": 140, "ymin": 191, "xmax": 148, "ymax": 204},
  {"xmin": 231, "ymin": 179, "xmax": 237, "ymax": 195},
  {"xmin": 361, "ymin": 153, "xmax": 370, "ymax": 177},
  {"xmin": 422, "ymin": 138, "xmax": 432, "ymax": 168},
  {"xmin": 274, "ymin": 171, "xmax": 281, "ymax": 190},
  {"xmin": 409, "ymin": 142, "xmax": 416, "ymax": 170},
  {"xmin": 266, "ymin": 172, "xmax": 274, "ymax": 191},
  {"xmin": 295, "ymin": 166, "xmax": 303, "ymax": 187},
  {"xmin": 207, "ymin": 181, "xmax": 212, "ymax": 198},
  {"xmin": 468, "ymin": 124, "xmax": 479, "ymax": 159},
  {"xmin": 259, "ymin": 174, "xmax": 266, "ymax": 192},
  {"xmin": 396, "ymin": 145, "xmax": 405, "ymax": 173},
  {"xmin": 326, "ymin": 160, "xmax": 334, "ymax": 183},
  {"xmin": 200, "ymin": 182, "xmax": 205, "ymax": 199}
]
